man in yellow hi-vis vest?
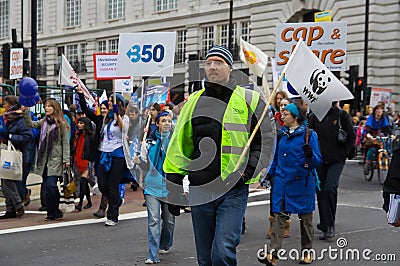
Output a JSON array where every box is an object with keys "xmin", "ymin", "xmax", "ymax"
[{"xmin": 163, "ymin": 45, "xmax": 271, "ymax": 266}]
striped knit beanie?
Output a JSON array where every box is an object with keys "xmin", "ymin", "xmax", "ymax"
[{"xmin": 206, "ymin": 45, "xmax": 233, "ymax": 66}]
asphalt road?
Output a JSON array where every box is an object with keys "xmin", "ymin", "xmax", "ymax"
[{"xmin": 0, "ymin": 162, "xmax": 399, "ymax": 265}]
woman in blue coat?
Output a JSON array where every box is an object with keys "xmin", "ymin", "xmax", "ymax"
[
  {"xmin": 263, "ymin": 102, "xmax": 322, "ymax": 266},
  {"xmin": 0, "ymin": 96, "xmax": 32, "ymax": 219}
]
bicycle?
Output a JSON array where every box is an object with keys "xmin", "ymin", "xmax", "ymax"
[{"xmin": 363, "ymin": 136, "xmax": 390, "ymax": 185}]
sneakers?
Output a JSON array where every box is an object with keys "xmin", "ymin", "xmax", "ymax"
[
  {"xmin": 104, "ymin": 219, "xmax": 118, "ymax": 226},
  {"xmin": 23, "ymin": 189, "xmax": 31, "ymax": 206},
  {"xmin": 159, "ymin": 249, "xmax": 169, "ymax": 254},
  {"xmin": 144, "ymin": 258, "xmax": 160, "ymax": 264},
  {"xmin": 16, "ymin": 207, "xmax": 25, "ymax": 218}
]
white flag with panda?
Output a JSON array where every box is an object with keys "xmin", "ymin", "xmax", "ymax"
[{"xmin": 283, "ymin": 39, "xmax": 354, "ymax": 121}]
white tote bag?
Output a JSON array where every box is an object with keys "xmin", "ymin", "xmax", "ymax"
[{"xmin": 0, "ymin": 141, "xmax": 23, "ymax": 181}]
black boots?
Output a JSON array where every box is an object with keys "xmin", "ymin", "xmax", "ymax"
[{"xmin": 319, "ymin": 225, "xmax": 335, "ymax": 240}]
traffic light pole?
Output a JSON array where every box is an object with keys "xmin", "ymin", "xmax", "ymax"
[
  {"xmin": 31, "ymin": 0, "xmax": 37, "ymax": 79},
  {"xmin": 362, "ymin": 0, "xmax": 369, "ymax": 111}
]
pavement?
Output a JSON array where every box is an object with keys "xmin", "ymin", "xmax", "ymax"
[
  {"xmin": 0, "ymin": 157, "xmax": 365, "ymax": 231},
  {"xmin": 0, "ymin": 174, "xmax": 147, "ymax": 231}
]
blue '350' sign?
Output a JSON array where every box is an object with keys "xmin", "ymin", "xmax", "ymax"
[{"xmin": 126, "ymin": 44, "xmax": 165, "ymax": 63}]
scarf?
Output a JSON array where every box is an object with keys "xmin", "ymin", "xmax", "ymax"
[
  {"xmin": 274, "ymin": 112, "xmax": 284, "ymax": 126},
  {"xmin": 4, "ymin": 110, "xmax": 22, "ymax": 123},
  {"xmin": 37, "ymin": 117, "xmax": 59, "ymax": 165},
  {"xmin": 74, "ymin": 132, "xmax": 88, "ymax": 173}
]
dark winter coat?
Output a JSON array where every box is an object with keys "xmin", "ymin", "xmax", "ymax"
[
  {"xmin": 309, "ymin": 107, "xmax": 356, "ymax": 164},
  {"xmin": 2, "ymin": 116, "xmax": 32, "ymax": 163},
  {"xmin": 382, "ymin": 148, "xmax": 400, "ymax": 212},
  {"xmin": 166, "ymin": 78, "xmax": 269, "ymax": 187}
]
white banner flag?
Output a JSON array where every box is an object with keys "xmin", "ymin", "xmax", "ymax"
[
  {"xmin": 59, "ymin": 54, "xmax": 95, "ymax": 106},
  {"xmin": 239, "ymin": 38, "xmax": 268, "ymax": 77},
  {"xmin": 283, "ymin": 39, "xmax": 354, "ymax": 121},
  {"xmin": 99, "ymin": 89, "xmax": 108, "ymax": 104}
]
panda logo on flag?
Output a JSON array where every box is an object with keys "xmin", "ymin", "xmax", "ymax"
[{"xmin": 310, "ymin": 69, "xmax": 331, "ymax": 95}]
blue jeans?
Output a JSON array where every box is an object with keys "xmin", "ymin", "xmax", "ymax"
[
  {"xmin": 17, "ymin": 163, "xmax": 32, "ymax": 201},
  {"xmin": 145, "ymin": 194, "xmax": 175, "ymax": 262},
  {"xmin": 43, "ymin": 175, "xmax": 62, "ymax": 218},
  {"xmin": 190, "ymin": 185, "xmax": 249, "ymax": 266}
]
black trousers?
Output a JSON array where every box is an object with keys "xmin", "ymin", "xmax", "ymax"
[
  {"xmin": 316, "ymin": 162, "xmax": 344, "ymax": 231},
  {"xmin": 98, "ymin": 157, "xmax": 125, "ymax": 222}
]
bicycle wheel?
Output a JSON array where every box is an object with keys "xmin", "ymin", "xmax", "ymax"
[
  {"xmin": 363, "ymin": 161, "xmax": 374, "ymax": 181},
  {"xmin": 378, "ymin": 153, "xmax": 388, "ymax": 185}
]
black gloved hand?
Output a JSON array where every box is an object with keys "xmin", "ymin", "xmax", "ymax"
[
  {"xmin": 302, "ymin": 144, "xmax": 313, "ymax": 158},
  {"xmin": 225, "ymin": 170, "xmax": 245, "ymax": 187},
  {"xmin": 168, "ymin": 204, "xmax": 181, "ymax": 216}
]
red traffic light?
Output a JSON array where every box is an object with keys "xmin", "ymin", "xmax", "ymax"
[{"xmin": 355, "ymin": 77, "xmax": 364, "ymax": 87}]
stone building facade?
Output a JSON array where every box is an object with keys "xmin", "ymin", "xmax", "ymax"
[{"xmin": 0, "ymin": 0, "xmax": 399, "ymax": 108}]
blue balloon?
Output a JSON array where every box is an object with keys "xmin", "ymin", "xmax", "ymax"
[
  {"xmin": 287, "ymin": 81, "xmax": 299, "ymax": 96},
  {"xmin": 19, "ymin": 93, "xmax": 41, "ymax": 107},
  {"xmin": 18, "ymin": 77, "xmax": 38, "ymax": 97}
]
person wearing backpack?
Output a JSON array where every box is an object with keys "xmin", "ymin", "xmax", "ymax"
[
  {"xmin": 261, "ymin": 102, "xmax": 322, "ymax": 265},
  {"xmin": 308, "ymin": 102, "xmax": 356, "ymax": 241}
]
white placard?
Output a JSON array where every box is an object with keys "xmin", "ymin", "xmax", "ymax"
[
  {"xmin": 116, "ymin": 32, "xmax": 177, "ymax": 77},
  {"xmin": 93, "ymin": 53, "xmax": 130, "ymax": 80},
  {"xmin": 275, "ymin": 22, "xmax": 347, "ymax": 71},
  {"xmin": 10, "ymin": 48, "xmax": 23, "ymax": 79},
  {"xmin": 115, "ymin": 77, "xmax": 134, "ymax": 93}
]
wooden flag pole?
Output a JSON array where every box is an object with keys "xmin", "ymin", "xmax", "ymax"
[{"xmin": 233, "ymin": 72, "xmax": 285, "ymax": 172}]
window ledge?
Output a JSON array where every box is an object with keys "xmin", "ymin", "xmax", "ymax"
[
  {"xmin": 106, "ymin": 17, "xmax": 125, "ymax": 23},
  {"xmin": 152, "ymin": 8, "xmax": 178, "ymax": 14}
]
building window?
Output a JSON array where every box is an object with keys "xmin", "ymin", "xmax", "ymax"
[
  {"xmin": 201, "ymin": 26, "xmax": 214, "ymax": 59},
  {"xmin": 66, "ymin": 44, "xmax": 79, "ymax": 67},
  {"xmin": 241, "ymin": 21, "xmax": 250, "ymax": 42},
  {"xmin": 108, "ymin": 0, "xmax": 125, "ymax": 20},
  {"xmin": 201, "ymin": 21, "xmax": 249, "ymax": 61},
  {"xmin": 217, "ymin": 24, "xmax": 236, "ymax": 48},
  {"xmin": 37, "ymin": 48, "xmax": 48, "ymax": 76},
  {"xmin": 66, "ymin": 0, "xmax": 81, "ymax": 27},
  {"xmin": 154, "ymin": 0, "xmax": 177, "ymax": 12},
  {"xmin": 109, "ymin": 39, "xmax": 119, "ymax": 53},
  {"xmin": 176, "ymin": 30, "xmax": 186, "ymax": 63},
  {"xmin": 97, "ymin": 40, "xmax": 107, "ymax": 52},
  {"xmin": 37, "ymin": 0, "xmax": 43, "ymax": 32},
  {"xmin": 80, "ymin": 43, "xmax": 87, "ymax": 72},
  {"xmin": 0, "ymin": 0, "xmax": 9, "ymax": 38}
]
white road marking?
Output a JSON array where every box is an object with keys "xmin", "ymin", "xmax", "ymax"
[{"xmin": 0, "ymin": 190, "xmax": 381, "ymax": 235}]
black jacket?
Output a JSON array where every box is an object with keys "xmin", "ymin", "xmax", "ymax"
[
  {"xmin": 1, "ymin": 116, "xmax": 33, "ymax": 163},
  {"xmin": 73, "ymin": 131, "xmax": 96, "ymax": 162},
  {"xmin": 167, "ymin": 78, "xmax": 268, "ymax": 187},
  {"xmin": 382, "ymin": 148, "xmax": 400, "ymax": 212},
  {"xmin": 309, "ymin": 107, "xmax": 356, "ymax": 164},
  {"xmin": 78, "ymin": 92, "xmax": 104, "ymax": 151}
]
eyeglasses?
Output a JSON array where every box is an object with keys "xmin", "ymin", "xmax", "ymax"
[
  {"xmin": 205, "ymin": 60, "xmax": 225, "ymax": 67},
  {"xmin": 280, "ymin": 103, "xmax": 288, "ymax": 107}
]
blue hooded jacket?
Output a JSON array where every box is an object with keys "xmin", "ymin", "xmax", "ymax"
[
  {"xmin": 143, "ymin": 130, "xmax": 171, "ymax": 198},
  {"xmin": 268, "ymin": 124, "xmax": 322, "ymax": 214}
]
